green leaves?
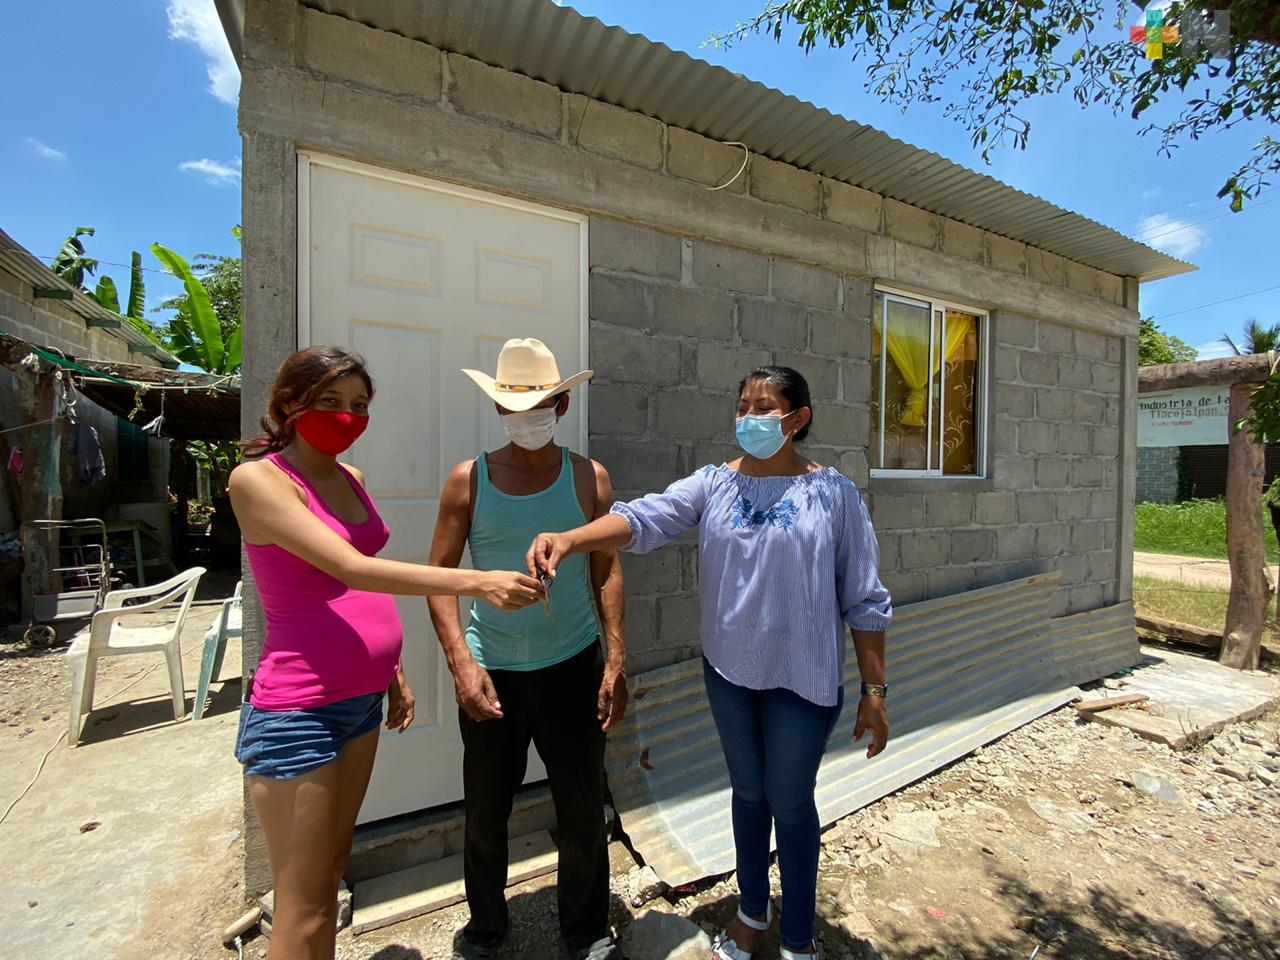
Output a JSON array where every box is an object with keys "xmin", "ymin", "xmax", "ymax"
[
  {"xmin": 50, "ymin": 226, "xmax": 99, "ymax": 289},
  {"xmin": 1238, "ymin": 358, "xmax": 1280, "ymax": 445},
  {"xmin": 713, "ymin": 0, "xmax": 1280, "ymax": 212},
  {"xmin": 152, "ymin": 242, "xmax": 228, "ymax": 374},
  {"xmin": 126, "ymin": 251, "xmax": 146, "ymax": 320},
  {"xmin": 1138, "ymin": 316, "xmax": 1198, "ymax": 365},
  {"xmin": 93, "ymin": 276, "xmax": 120, "ymax": 313}
]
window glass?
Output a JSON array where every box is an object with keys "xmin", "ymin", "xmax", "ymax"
[
  {"xmin": 941, "ymin": 309, "xmax": 981, "ymax": 476},
  {"xmin": 871, "ymin": 292, "xmax": 985, "ymax": 477}
]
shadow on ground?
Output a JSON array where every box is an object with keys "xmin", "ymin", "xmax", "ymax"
[
  {"xmin": 366, "ymin": 947, "xmax": 425, "ymax": 960},
  {"xmin": 685, "ymin": 867, "xmax": 1280, "ymax": 959},
  {"xmin": 73, "ymin": 677, "xmax": 242, "ymax": 744}
]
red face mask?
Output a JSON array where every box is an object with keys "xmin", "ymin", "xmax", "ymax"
[{"xmin": 294, "ymin": 409, "xmax": 369, "ymax": 455}]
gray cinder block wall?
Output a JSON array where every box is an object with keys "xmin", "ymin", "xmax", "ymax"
[
  {"xmin": 1136, "ymin": 446, "xmax": 1179, "ymax": 504},
  {"xmin": 238, "ymin": 0, "xmax": 1141, "ymax": 668},
  {"xmin": 236, "ymin": 0, "xmax": 1143, "ymax": 885},
  {"xmin": 588, "ymin": 223, "xmax": 874, "ymax": 672},
  {"xmin": 0, "ymin": 268, "xmax": 142, "ymax": 364}
]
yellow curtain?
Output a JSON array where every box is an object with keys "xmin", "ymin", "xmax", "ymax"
[{"xmin": 885, "ymin": 313, "xmax": 972, "ymax": 427}]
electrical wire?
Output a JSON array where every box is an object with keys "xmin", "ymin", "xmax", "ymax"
[
  {"xmin": 1115, "ymin": 186, "xmax": 1275, "ymax": 231},
  {"xmin": 1135, "ymin": 194, "xmax": 1280, "ymax": 245},
  {"xmin": 30, "ymin": 254, "xmax": 198, "ymax": 278},
  {"xmin": 0, "ymin": 417, "xmax": 58, "ymax": 436},
  {"xmin": 707, "ymin": 142, "xmax": 750, "ymax": 191},
  {"xmin": 1148, "ymin": 282, "xmax": 1280, "ymax": 321}
]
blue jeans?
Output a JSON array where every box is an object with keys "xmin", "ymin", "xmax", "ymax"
[
  {"xmin": 703, "ymin": 659, "xmax": 843, "ymax": 952},
  {"xmin": 235, "ymin": 691, "xmax": 384, "ymax": 780}
]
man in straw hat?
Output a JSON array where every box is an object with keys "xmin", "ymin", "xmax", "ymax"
[{"xmin": 427, "ymin": 338, "xmax": 627, "ymax": 960}]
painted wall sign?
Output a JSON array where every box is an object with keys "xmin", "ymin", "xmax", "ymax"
[{"xmin": 1137, "ymin": 385, "xmax": 1230, "ymax": 447}]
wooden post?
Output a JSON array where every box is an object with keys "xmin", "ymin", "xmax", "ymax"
[{"xmin": 1221, "ymin": 381, "xmax": 1267, "ymax": 670}]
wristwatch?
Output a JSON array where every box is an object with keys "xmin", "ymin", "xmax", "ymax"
[{"xmin": 860, "ymin": 681, "xmax": 888, "ymax": 699}]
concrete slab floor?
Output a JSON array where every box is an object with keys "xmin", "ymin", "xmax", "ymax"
[
  {"xmin": 1081, "ymin": 645, "xmax": 1280, "ymax": 747},
  {"xmin": 0, "ymin": 602, "xmax": 244, "ymax": 960}
]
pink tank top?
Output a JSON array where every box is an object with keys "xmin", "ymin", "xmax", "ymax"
[{"xmin": 244, "ymin": 453, "xmax": 404, "ymax": 710}]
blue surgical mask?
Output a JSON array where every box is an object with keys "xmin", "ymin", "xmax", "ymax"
[{"xmin": 735, "ymin": 413, "xmax": 792, "ymax": 459}]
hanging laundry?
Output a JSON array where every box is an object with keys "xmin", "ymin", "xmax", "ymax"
[{"xmin": 70, "ymin": 423, "xmax": 106, "ymax": 484}]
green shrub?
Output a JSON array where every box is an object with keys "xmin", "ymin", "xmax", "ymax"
[{"xmin": 1134, "ymin": 498, "xmax": 1280, "ymax": 563}]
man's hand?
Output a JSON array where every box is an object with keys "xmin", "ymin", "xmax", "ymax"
[
  {"xmin": 386, "ymin": 670, "xmax": 416, "ymax": 732},
  {"xmin": 597, "ymin": 658, "xmax": 628, "ymax": 732},
  {"xmin": 852, "ymin": 695, "xmax": 889, "ymax": 758},
  {"xmin": 453, "ymin": 655, "xmax": 503, "ymax": 721}
]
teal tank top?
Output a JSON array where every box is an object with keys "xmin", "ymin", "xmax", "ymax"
[{"xmin": 464, "ymin": 447, "xmax": 600, "ymax": 671}]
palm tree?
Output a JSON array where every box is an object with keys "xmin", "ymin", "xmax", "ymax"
[{"xmin": 1219, "ymin": 320, "xmax": 1280, "ymax": 356}]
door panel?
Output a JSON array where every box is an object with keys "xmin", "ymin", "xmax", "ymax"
[{"xmin": 302, "ymin": 157, "xmax": 586, "ymax": 823}]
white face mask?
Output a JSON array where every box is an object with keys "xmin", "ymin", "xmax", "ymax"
[{"xmin": 501, "ymin": 407, "xmax": 559, "ymax": 450}]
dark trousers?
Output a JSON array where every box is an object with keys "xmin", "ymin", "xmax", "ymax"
[{"xmin": 460, "ymin": 642, "xmax": 608, "ymax": 951}]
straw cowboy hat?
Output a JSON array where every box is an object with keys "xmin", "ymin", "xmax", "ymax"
[{"xmin": 462, "ymin": 338, "xmax": 593, "ymax": 412}]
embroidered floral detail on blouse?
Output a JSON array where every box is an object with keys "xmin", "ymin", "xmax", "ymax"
[{"xmin": 730, "ymin": 496, "xmax": 800, "ymax": 530}]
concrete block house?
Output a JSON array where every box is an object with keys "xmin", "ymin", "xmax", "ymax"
[{"xmin": 215, "ymin": 0, "xmax": 1191, "ymax": 887}]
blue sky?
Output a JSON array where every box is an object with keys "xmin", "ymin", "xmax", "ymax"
[{"xmin": 2, "ymin": 0, "xmax": 1274, "ymax": 357}]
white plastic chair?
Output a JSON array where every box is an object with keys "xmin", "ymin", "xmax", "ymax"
[
  {"xmin": 194, "ymin": 580, "xmax": 242, "ymax": 720},
  {"xmin": 65, "ymin": 566, "xmax": 207, "ymax": 746}
]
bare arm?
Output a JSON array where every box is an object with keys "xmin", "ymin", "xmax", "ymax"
[
  {"xmin": 426, "ymin": 462, "xmax": 504, "ymax": 721},
  {"xmin": 229, "ymin": 460, "xmax": 541, "ymax": 608},
  {"xmin": 851, "ymin": 628, "xmax": 888, "ymax": 758},
  {"xmin": 586, "ymin": 461, "xmax": 627, "ymax": 731}
]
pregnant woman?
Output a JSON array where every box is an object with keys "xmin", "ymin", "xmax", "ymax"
[
  {"xmin": 528, "ymin": 366, "xmax": 892, "ymax": 960},
  {"xmin": 229, "ymin": 346, "xmax": 542, "ymax": 960}
]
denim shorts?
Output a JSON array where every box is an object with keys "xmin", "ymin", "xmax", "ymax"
[{"xmin": 234, "ymin": 691, "xmax": 384, "ymax": 780}]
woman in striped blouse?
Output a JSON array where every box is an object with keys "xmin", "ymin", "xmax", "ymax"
[{"xmin": 528, "ymin": 366, "xmax": 892, "ymax": 960}]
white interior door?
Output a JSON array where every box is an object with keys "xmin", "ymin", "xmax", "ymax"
[{"xmin": 300, "ymin": 154, "xmax": 588, "ymax": 824}]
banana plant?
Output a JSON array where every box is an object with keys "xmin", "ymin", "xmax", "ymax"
[
  {"xmin": 151, "ymin": 242, "xmax": 242, "ymax": 375},
  {"xmin": 50, "ymin": 226, "xmax": 99, "ymax": 288},
  {"xmin": 93, "ymin": 251, "xmax": 164, "ymax": 346}
]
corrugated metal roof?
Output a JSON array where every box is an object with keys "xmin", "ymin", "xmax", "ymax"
[
  {"xmin": 605, "ymin": 573, "xmax": 1091, "ymax": 886},
  {"xmin": 275, "ymin": 0, "xmax": 1193, "ymax": 282},
  {"xmin": 0, "ymin": 228, "xmax": 178, "ymax": 366},
  {"xmin": 75, "ymin": 379, "xmax": 241, "ymax": 441}
]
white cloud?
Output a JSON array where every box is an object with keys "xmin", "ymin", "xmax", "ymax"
[
  {"xmin": 1140, "ymin": 186, "xmax": 1162, "ymax": 200},
  {"xmin": 179, "ymin": 157, "xmax": 241, "ymax": 185},
  {"xmin": 167, "ymin": 0, "xmax": 239, "ymax": 105},
  {"xmin": 25, "ymin": 137, "xmax": 67, "ymax": 162},
  {"xmin": 1197, "ymin": 340, "xmax": 1235, "ymax": 360},
  {"xmin": 1136, "ymin": 212, "xmax": 1208, "ymax": 259}
]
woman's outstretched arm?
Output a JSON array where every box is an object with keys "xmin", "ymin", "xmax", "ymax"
[
  {"xmin": 526, "ymin": 513, "xmax": 632, "ymax": 579},
  {"xmin": 230, "ymin": 460, "xmax": 542, "ymax": 609}
]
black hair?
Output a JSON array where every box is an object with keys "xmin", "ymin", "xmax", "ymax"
[{"xmin": 737, "ymin": 365, "xmax": 813, "ymax": 442}]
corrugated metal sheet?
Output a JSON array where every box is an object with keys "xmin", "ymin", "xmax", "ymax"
[
  {"xmin": 285, "ymin": 0, "xmax": 1192, "ymax": 282},
  {"xmin": 1051, "ymin": 601, "xmax": 1143, "ymax": 688},
  {"xmin": 0, "ymin": 228, "xmax": 178, "ymax": 366},
  {"xmin": 605, "ymin": 573, "xmax": 1084, "ymax": 886}
]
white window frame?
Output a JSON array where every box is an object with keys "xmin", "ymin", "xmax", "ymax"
[{"xmin": 870, "ymin": 284, "xmax": 990, "ymax": 480}]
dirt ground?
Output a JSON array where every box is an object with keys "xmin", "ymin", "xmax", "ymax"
[
  {"xmin": 4, "ymin": 614, "xmax": 1278, "ymax": 960},
  {"xmin": 250, "ymin": 660, "xmax": 1280, "ymax": 960},
  {"xmin": 0, "ymin": 587, "xmax": 247, "ymax": 960}
]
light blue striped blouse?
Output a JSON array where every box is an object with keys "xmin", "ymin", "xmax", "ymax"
[{"xmin": 611, "ymin": 465, "xmax": 892, "ymax": 707}]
